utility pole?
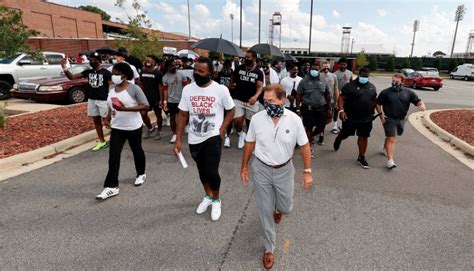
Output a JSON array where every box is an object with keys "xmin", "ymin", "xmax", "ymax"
[
  {"xmin": 258, "ymin": 0, "xmax": 261, "ymax": 44},
  {"xmin": 450, "ymin": 4, "xmax": 466, "ymax": 58},
  {"xmin": 187, "ymin": 0, "xmax": 191, "ymax": 40},
  {"xmin": 410, "ymin": 20, "xmax": 420, "ymax": 58},
  {"xmin": 351, "ymin": 38, "xmax": 356, "ymax": 54},
  {"xmin": 308, "ymin": 0, "xmax": 313, "ymax": 54},
  {"xmin": 240, "ymin": 0, "xmax": 242, "ymax": 48}
]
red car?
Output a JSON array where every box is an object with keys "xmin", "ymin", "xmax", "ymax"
[
  {"xmin": 403, "ymin": 71, "xmax": 443, "ymax": 91},
  {"xmin": 11, "ymin": 64, "xmax": 110, "ymax": 104}
]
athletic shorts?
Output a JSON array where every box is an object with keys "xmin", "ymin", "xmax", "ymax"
[
  {"xmin": 87, "ymin": 99, "xmax": 108, "ymax": 117},
  {"xmin": 301, "ymin": 104, "xmax": 327, "ymax": 129},
  {"xmin": 234, "ymin": 99, "xmax": 260, "ymax": 120},
  {"xmin": 341, "ymin": 119, "xmax": 373, "ymax": 138},
  {"xmin": 383, "ymin": 117, "xmax": 406, "ymax": 137},
  {"xmin": 166, "ymin": 102, "xmax": 180, "ymax": 115}
]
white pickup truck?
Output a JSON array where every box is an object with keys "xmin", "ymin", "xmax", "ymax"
[{"xmin": 0, "ymin": 52, "xmax": 65, "ymax": 100}]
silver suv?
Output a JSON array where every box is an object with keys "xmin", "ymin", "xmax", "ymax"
[{"xmin": 0, "ymin": 52, "xmax": 65, "ymax": 100}]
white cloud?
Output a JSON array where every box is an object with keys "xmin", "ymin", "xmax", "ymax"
[
  {"xmin": 332, "ymin": 10, "xmax": 340, "ymax": 18},
  {"xmin": 377, "ymin": 9, "xmax": 387, "ymax": 17},
  {"xmin": 194, "ymin": 4, "xmax": 210, "ymax": 17},
  {"xmin": 156, "ymin": 3, "xmax": 175, "ymax": 14}
]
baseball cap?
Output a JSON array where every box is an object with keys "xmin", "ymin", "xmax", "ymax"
[{"xmin": 89, "ymin": 52, "xmax": 102, "ymax": 60}]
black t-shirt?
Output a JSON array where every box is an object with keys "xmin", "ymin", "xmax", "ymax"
[
  {"xmin": 140, "ymin": 70, "xmax": 163, "ymax": 101},
  {"xmin": 377, "ymin": 86, "xmax": 420, "ymax": 119},
  {"xmin": 81, "ymin": 68, "xmax": 112, "ymax": 100},
  {"xmin": 232, "ymin": 64, "xmax": 264, "ymax": 102},
  {"xmin": 341, "ymin": 80, "xmax": 377, "ymax": 122},
  {"xmin": 125, "ymin": 55, "xmax": 143, "ymax": 73},
  {"xmin": 217, "ymin": 69, "xmax": 233, "ymax": 97}
]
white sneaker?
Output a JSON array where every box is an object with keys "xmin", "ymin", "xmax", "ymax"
[
  {"xmin": 196, "ymin": 196, "xmax": 213, "ymax": 214},
  {"xmin": 134, "ymin": 174, "xmax": 146, "ymax": 186},
  {"xmin": 238, "ymin": 132, "xmax": 246, "ymax": 149},
  {"xmin": 387, "ymin": 159, "xmax": 397, "ymax": 169},
  {"xmin": 380, "ymin": 145, "xmax": 387, "ymax": 157},
  {"xmin": 211, "ymin": 200, "xmax": 222, "ymax": 221},
  {"xmin": 164, "ymin": 118, "xmax": 171, "ymax": 127},
  {"xmin": 143, "ymin": 127, "xmax": 155, "ymax": 139},
  {"xmin": 224, "ymin": 136, "xmax": 231, "ymax": 148},
  {"xmin": 170, "ymin": 134, "xmax": 177, "ymax": 143},
  {"xmin": 96, "ymin": 187, "xmax": 119, "ymax": 200},
  {"xmin": 185, "ymin": 125, "xmax": 189, "ymax": 134}
]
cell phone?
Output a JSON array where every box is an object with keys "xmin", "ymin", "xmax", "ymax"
[{"xmin": 111, "ymin": 97, "xmax": 124, "ymax": 108}]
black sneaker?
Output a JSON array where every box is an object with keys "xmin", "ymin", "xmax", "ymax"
[
  {"xmin": 357, "ymin": 156, "xmax": 369, "ymax": 169},
  {"xmin": 333, "ymin": 137, "xmax": 341, "ymax": 151},
  {"xmin": 317, "ymin": 135, "xmax": 324, "ymax": 146}
]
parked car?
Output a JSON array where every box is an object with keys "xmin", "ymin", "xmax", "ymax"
[
  {"xmin": 449, "ymin": 64, "xmax": 474, "ymax": 81},
  {"xmin": 418, "ymin": 67, "xmax": 440, "ymax": 77},
  {"xmin": 11, "ymin": 64, "xmax": 110, "ymax": 104},
  {"xmin": 400, "ymin": 68, "xmax": 415, "ymax": 76},
  {"xmin": 403, "ymin": 72, "xmax": 443, "ymax": 91},
  {"xmin": 0, "ymin": 52, "xmax": 66, "ymax": 100}
]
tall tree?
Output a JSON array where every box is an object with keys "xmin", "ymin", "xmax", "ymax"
[
  {"xmin": 402, "ymin": 58, "xmax": 411, "ymax": 69},
  {"xmin": 78, "ymin": 5, "xmax": 111, "ymax": 21},
  {"xmin": 368, "ymin": 55, "xmax": 378, "ymax": 71},
  {"xmin": 0, "ymin": 6, "xmax": 39, "ymax": 58},
  {"xmin": 355, "ymin": 52, "xmax": 368, "ymax": 70},
  {"xmin": 385, "ymin": 56, "xmax": 395, "ymax": 72}
]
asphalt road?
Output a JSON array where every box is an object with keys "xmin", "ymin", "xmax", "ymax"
[{"xmin": 0, "ymin": 77, "xmax": 472, "ymax": 269}]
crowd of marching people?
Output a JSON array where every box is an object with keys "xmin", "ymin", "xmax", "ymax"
[{"xmin": 61, "ymin": 47, "xmax": 425, "ymax": 269}]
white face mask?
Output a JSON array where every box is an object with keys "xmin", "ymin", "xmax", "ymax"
[{"xmin": 112, "ymin": 75, "xmax": 124, "ymax": 85}]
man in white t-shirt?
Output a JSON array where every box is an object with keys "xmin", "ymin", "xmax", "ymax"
[
  {"xmin": 240, "ymin": 84, "xmax": 313, "ymax": 269},
  {"xmin": 174, "ymin": 57, "xmax": 235, "ymax": 222},
  {"xmin": 280, "ymin": 63, "xmax": 302, "ymax": 112},
  {"xmin": 108, "ymin": 52, "xmax": 140, "ymax": 84}
]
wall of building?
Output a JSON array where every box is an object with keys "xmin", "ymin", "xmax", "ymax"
[{"xmin": 1, "ymin": 0, "xmax": 103, "ymax": 38}]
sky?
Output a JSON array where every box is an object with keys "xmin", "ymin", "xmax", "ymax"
[{"xmin": 53, "ymin": 0, "xmax": 474, "ymax": 57}]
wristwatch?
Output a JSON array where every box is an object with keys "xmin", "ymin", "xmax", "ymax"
[{"xmin": 303, "ymin": 168, "xmax": 312, "ymax": 173}]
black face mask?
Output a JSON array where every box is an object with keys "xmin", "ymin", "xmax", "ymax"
[
  {"xmin": 322, "ymin": 68, "xmax": 329, "ymax": 73},
  {"xmin": 193, "ymin": 73, "xmax": 211, "ymax": 86},
  {"xmin": 303, "ymin": 67, "xmax": 309, "ymax": 73},
  {"xmin": 339, "ymin": 67, "xmax": 346, "ymax": 71},
  {"xmin": 170, "ymin": 68, "xmax": 177, "ymax": 73},
  {"xmin": 392, "ymin": 82, "xmax": 403, "ymax": 91},
  {"xmin": 90, "ymin": 62, "xmax": 100, "ymax": 69},
  {"xmin": 245, "ymin": 59, "xmax": 253, "ymax": 66}
]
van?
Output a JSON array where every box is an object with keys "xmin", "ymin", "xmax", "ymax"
[{"xmin": 449, "ymin": 64, "xmax": 474, "ymax": 81}]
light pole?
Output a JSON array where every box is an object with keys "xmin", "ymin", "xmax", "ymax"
[
  {"xmin": 258, "ymin": 0, "xmax": 261, "ymax": 44},
  {"xmin": 450, "ymin": 4, "xmax": 466, "ymax": 58},
  {"xmin": 187, "ymin": 0, "xmax": 191, "ymax": 40},
  {"xmin": 351, "ymin": 38, "xmax": 356, "ymax": 54},
  {"xmin": 410, "ymin": 20, "xmax": 420, "ymax": 58},
  {"xmin": 230, "ymin": 14, "xmax": 234, "ymax": 43},
  {"xmin": 308, "ymin": 0, "xmax": 313, "ymax": 54},
  {"xmin": 273, "ymin": 12, "xmax": 282, "ymax": 49}
]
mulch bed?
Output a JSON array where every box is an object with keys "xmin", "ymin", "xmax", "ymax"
[
  {"xmin": 0, "ymin": 103, "xmax": 95, "ymax": 159},
  {"xmin": 430, "ymin": 110, "xmax": 474, "ymax": 146}
]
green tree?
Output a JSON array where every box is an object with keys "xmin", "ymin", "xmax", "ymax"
[
  {"xmin": 113, "ymin": 0, "xmax": 163, "ymax": 60},
  {"xmin": 448, "ymin": 58, "xmax": 458, "ymax": 73},
  {"xmin": 385, "ymin": 56, "xmax": 395, "ymax": 72},
  {"xmin": 402, "ymin": 58, "xmax": 411, "ymax": 68},
  {"xmin": 355, "ymin": 52, "xmax": 368, "ymax": 70},
  {"xmin": 433, "ymin": 58, "xmax": 442, "ymax": 71},
  {"xmin": 0, "ymin": 6, "xmax": 40, "ymax": 58},
  {"xmin": 412, "ymin": 57, "xmax": 423, "ymax": 70},
  {"xmin": 368, "ymin": 55, "xmax": 378, "ymax": 71},
  {"xmin": 79, "ymin": 5, "xmax": 111, "ymax": 21}
]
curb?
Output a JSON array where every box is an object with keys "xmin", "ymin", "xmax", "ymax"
[
  {"xmin": 0, "ymin": 128, "xmax": 110, "ymax": 171},
  {"xmin": 421, "ymin": 109, "xmax": 474, "ymax": 156}
]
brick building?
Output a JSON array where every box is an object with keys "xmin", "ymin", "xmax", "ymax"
[{"xmin": 0, "ymin": 0, "xmax": 204, "ymax": 56}]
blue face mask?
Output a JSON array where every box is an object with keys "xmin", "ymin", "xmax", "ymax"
[
  {"xmin": 358, "ymin": 76, "xmax": 369, "ymax": 84},
  {"xmin": 310, "ymin": 70, "xmax": 319, "ymax": 78}
]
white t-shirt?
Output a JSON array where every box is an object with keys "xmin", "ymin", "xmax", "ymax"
[
  {"xmin": 178, "ymin": 81, "xmax": 235, "ymax": 144},
  {"xmin": 107, "ymin": 84, "xmax": 149, "ymax": 130},
  {"xmin": 108, "ymin": 62, "xmax": 140, "ymax": 84},
  {"xmin": 280, "ymin": 76, "xmax": 303, "ymax": 108},
  {"xmin": 246, "ymin": 109, "xmax": 308, "ymax": 165}
]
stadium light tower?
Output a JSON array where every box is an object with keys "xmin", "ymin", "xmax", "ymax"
[
  {"xmin": 450, "ymin": 4, "xmax": 466, "ymax": 58},
  {"xmin": 410, "ymin": 20, "xmax": 420, "ymax": 58}
]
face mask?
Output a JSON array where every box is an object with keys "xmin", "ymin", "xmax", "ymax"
[
  {"xmin": 112, "ymin": 75, "xmax": 124, "ymax": 84},
  {"xmin": 339, "ymin": 67, "xmax": 346, "ymax": 71},
  {"xmin": 290, "ymin": 72, "xmax": 297, "ymax": 78},
  {"xmin": 322, "ymin": 68, "xmax": 329, "ymax": 73},
  {"xmin": 145, "ymin": 62, "xmax": 152, "ymax": 67},
  {"xmin": 193, "ymin": 73, "xmax": 211, "ymax": 86},
  {"xmin": 245, "ymin": 59, "xmax": 253, "ymax": 66},
  {"xmin": 310, "ymin": 70, "xmax": 319, "ymax": 78},
  {"xmin": 90, "ymin": 62, "xmax": 100, "ymax": 69},
  {"xmin": 392, "ymin": 82, "xmax": 402, "ymax": 91},
  {"xmin": 170, "ymin": 68, "xmax": 177, "ymax": 73},
  {"xmin": 111, "ymin": 59, "xmax": 118, "ymax": 64},
  {"xmin": 264, "ymin": 102, "xmax": 284, "ymax": 118},
  {"xmin": 303, "ymin": 67, "xmax": 309, "ymax": 73},
  {"xmin": 358, "ymin": 76, "xmax": 369, "ymax": 84}
]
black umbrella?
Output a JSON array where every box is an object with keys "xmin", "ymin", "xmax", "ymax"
[
  {"xmin": 191, "ymin": 37, "xmax": 245, "ymax": 57},
  {"xmin": 273, "ymin": 53, "xmax": 298, "ymax": 62},
  {"xmin": 248, "ymin": 43, "xmax": 284, "ymax": 58},
  {"xmin": 95, "ymin": 46, "xmax": 116, "ymax": 55},
  {"xmin": 82, "ymin": 50, "xmax": 92, "ymax": 56}
]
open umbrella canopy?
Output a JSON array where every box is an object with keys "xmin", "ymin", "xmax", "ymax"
[
  {"xmin": 175, "ymin": 49, "xmax": 199, "ymax": 59},
  {"xmin": 273, "ymin": 53, "xmax": 298, "ymax": 62},
  {"xmin": 248, "ymin": 43, "xmax": 284, "ymax": 58},
  {"xmin": 191, "ymin": 38, "xmax": 245, "ymax": 57},
  {"xmin": 95, "ymin": 46, "xmax": 116, "ymax": 55}
]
